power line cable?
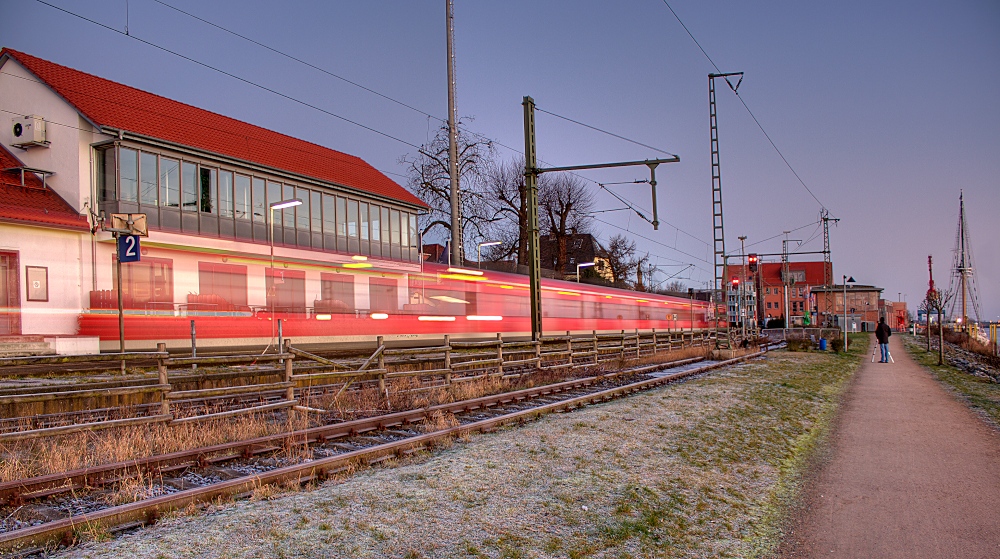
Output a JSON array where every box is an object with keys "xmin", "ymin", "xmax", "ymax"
[
  {"xmin": 534, "ymin": 106, "xmax": 679, "ymax": 157},
  {"xmin": 149, "ymin": 0, "xmax": 441, "ymax": 123},
  {"xmin": 33, "ymin": 0, "xmax": 424, "ymax": 151},
  {"xmin": 660, "ymin": 0, "xmax": 830, "ymax": 213}
]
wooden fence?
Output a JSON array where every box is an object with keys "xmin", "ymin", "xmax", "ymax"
[{"xmin": 0, "ymin": 329, "xmax": 717, "ymax": 442}]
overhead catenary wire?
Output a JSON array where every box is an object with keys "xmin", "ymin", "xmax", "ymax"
[
  {"xmin": 660, "ymin": 0, "xmax": 831, "ymax": 214},
  {"xmin": 33, "ymin": 0, "xmax": 424, "ymax": 151},
  {"xmin": 534, "ymin": 107, "xmax": 679, "ymax": 158}
]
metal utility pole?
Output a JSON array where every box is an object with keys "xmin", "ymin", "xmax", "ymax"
[
  {"xmin": 821, "ymin": 209, "xmax": 839, "ymax": 326},
  {"xmin": 522, "ymin": 96, "xmax": 679, "ymax": 340},
  {"xmin": 782, "ymin": 233, "xmax": 800, "ymax": 328},
  {"xmin": 739, "ymin": 235, "xmax": 747, "ymax": 339},
  {"xmin": 446, "ymin": 0, "xmax": 462, "ymax": 267},
  {"xmin": 522, "ymin": 97, "xmax": 543, "ymax": 342},
  {"xmin": 709, "ymin": 72, "xmax": 742, "ymax": 349}
]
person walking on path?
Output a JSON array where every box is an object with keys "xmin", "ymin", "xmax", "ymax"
[
  {"xmin": 780, "ymin": 334, "xmax": 1000, "ymax": 558},
  {"xmin": 875, "ymin": 316, "xmax": 892, "ymax": 362}
]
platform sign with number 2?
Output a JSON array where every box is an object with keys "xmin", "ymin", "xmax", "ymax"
[{"xmin": 118, "ymin": 235, "xmax": 141, "ymax": 263}]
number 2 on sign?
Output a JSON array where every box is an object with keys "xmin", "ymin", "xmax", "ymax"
[{"xmin": 118, "ymin": 235, "xmax": 141, "ymax": 263}]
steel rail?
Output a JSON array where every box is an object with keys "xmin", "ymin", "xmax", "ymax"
[
  {"xmin": 0, "ymin": 352, "xmax": 762, "ymax": 555},
  {"xmin": 0, "ymin": 358, "xmax": 703, "ymax": 505}
]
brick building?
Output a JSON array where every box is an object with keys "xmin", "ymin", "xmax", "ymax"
[{"xmin": 725, "ymin": 260, "xmax": 832, "ymax": 327}]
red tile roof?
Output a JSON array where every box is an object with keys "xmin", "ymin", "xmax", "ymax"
[
  {"xmin": 1, "ymin": 48, "xmax": 426, "ymax": 209},
  {"xmin": 0, "ymin": 145, "xmax": 89, "ymax": 231}
]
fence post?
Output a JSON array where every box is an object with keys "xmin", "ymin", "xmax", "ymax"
[
  {"xmin": 496, "ymin": 333, "xmax": 504, "ymax": 376},
  {"xmin": 535, "ymin": 335, "xmax": 541, "ymax": 366},
  {"xmin": 444, "ymin": 335, "xmax": 452, "ymax": 384},
  {"xmin": 635, "ymin": 329, "xmax": 640, "ymax": 358},
  {"xmin": 592, "ymin": 330, "xmax": 599, "ymax": 364},
  {"xmin": 620, "ymin": 330, "xmax": 626, "ymax": 359},
  {"xmin": 377, "ymin": 336, "xmax": 386, "ymax": 392},
  {"xmin": 283, "ymin": 338, "xmax": 295, "ymax": 404},
  {"xmin": 190, "ymin": 320, "xmax": 197, "ymax": 370},
  {"xmin": 566, "ymin": 331, "xmax": 573, "ymax": 366},
  {"xmin": 652, "ymin": 328, "xmax": 658, "ymax": 355},
  {"xmin": 157, "ymin": 342, "xmax": 170, "ymax": 417}
]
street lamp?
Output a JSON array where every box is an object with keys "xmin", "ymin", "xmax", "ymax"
[
  {"xmin": 576, "ymin": 261, "xmax": 595, "ymax": 282},
  {"xmin": 477, "ymin": 240, "xmax": 501, "ymax": 269},
  {"xmin": 843, "ymin": 275, "xmax": 855, "ymax": 351},
  {"xmin": 269, "ymin": 198, "xmax": 302, "ymax": 342}
]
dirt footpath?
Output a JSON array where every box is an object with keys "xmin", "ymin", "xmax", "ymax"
[{"xmin": 781, "ymin": 335, "xmax": 1000, "ymax": 558}]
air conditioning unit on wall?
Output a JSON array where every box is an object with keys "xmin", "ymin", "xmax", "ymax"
[{"xmin": 11, "ymin": 115, "xmax": 49, "ymax": 148}]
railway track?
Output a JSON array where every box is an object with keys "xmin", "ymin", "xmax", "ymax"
[{"xmin": 0, "ymin": 351, "xmax": 764, "ymax": 556}]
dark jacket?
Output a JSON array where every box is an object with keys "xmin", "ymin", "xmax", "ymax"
[{"xmin": 875, "ymin": 322, "xmax": 892, "ymax": 343}]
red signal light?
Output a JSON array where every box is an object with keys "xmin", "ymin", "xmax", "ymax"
[
  {"xmin": 748, "ymin": 253, "xmax": 758, "ymax": 272},
  {"xmin": 731, "ymin": 276, "xmax": 740, "ymax": 287}
]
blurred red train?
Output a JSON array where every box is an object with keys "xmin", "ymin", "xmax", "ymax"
[{"xmin": 78, "ymin": 262, "xmax": 711, "ymax": 349}]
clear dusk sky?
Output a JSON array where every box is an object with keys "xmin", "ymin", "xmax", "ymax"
[{"xmin": 2, "ymin": 0, "xmax": 997, "ymax": 321}]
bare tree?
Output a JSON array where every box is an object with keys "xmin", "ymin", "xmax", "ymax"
[
  {"xmin": 481, "ymin": 155, "xmax": 530, "ymax": 266},
  {"xmin": 603, "ymin": 234, "xmax": 638, "ymax": 287},
  {"xmin": 400, "ymin": 121, "xmax": 501, "ymax": 258},
  {"xmin": 539, "ymin": 174, "xmax": 594, "ymax": 278}
]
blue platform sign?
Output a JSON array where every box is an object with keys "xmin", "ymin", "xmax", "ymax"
[{"xmin": 118, "ymin": 235, "xmax": 141, "ymax": 263}]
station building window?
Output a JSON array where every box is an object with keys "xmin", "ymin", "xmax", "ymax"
[{"xmin": 96, "ymin": 145, "xmax": 420, "ymax": 262}]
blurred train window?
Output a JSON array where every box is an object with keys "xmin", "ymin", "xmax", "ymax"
[
  {"xmin": 115, "ymin": 256, "xmax": 173, "ymax": 309},
  {"xmin": 252, "ymin": 178, "xmax": 266, "ymax": 223},
  {"xmin": 96, "ymin": 146, "xmax": 116, "ymax": 203},
  {"xmin": 181, "ymin": 162, "xmax": 198, "ymax": 211},
  {"xmin": 198, "ymin": 262, "xmax": 247, "ymax": 308},
  {"xmin": 199, "ymin": 167, "xmax": 216, "ymax": 213},
  {"xmin": 219, "ymin": 171, "xmax": 234, "ymax": 218},
  {"xmin": 369, "ymin": 277, "xmax": 398, "ymax": 312},
  {"xmin": 320, "ymin": 273, "xmax": 355, "ymax": 312},
  {"xmin": 139, "ymin": 152, "xmax": 158, "ymax": 205},
  {"xmin": 120, "ymin": 148, "xmax": 138, "ymax": 202},
  {"xmin": 265, "ymin": 268, "xmax": 306, "ymax": 314}
]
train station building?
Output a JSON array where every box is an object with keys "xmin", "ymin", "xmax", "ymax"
[{"xmin": 0, "ymin": 48, "xmax": 428, "ymax": 348}]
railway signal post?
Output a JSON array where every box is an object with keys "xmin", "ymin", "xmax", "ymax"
[{"xmin": 105, "ymin": 213, "xmax": 148, "ymax": 372}]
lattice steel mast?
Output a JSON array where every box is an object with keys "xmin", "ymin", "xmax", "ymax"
[{"xmin": 709, "ymin": 72, "xmax": 742, "ymax": 348}]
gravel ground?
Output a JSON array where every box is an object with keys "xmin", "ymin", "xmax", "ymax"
[{"xmin": 54, "ymin": 351, "xmax": 858, "ymax": 559}]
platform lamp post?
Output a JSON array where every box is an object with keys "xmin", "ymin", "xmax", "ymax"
[
  {"xmin": 843, "ymin": 275, "xmax": 855, "ymax": 351},
  {"xmin": 269, "ymin": 199, "xmax": 302, "ymax": 347},
  {"xmin": 576, "ymin": 261, "xmax": 595, "ymax": 283},
  {"xmin": 477, "ymin": 240, "xmax": 501, "ymax": 269}
]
